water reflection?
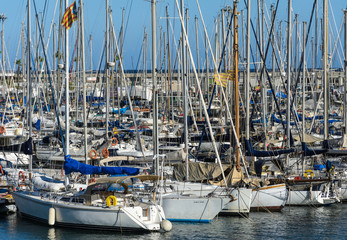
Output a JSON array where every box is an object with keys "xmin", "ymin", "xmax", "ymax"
[
  {"xmin": 0, "ymin": 205, "xmax": 346, "ymax": 240},
  {"xmin": 48, "ymin": 228, "xmax": 55, "ymax": 240}
]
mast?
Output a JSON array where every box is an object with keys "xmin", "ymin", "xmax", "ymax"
[
  {"xmin": 166, "ymin": 6, "xmax": 173, "ymax": 122},
  {"xmin": 151, "ymin": 0, "xmax": 159, "ymax": 175},
  {"xmin": 271, "ymin": 5, "xmax": 276, "ymax": 113},
  {"xmin": 1, "ymin": 14, "xmax": 6, "ymax": 74},
  {"xmin": 180, "ymin": 0, "xmax": 189, "ymax": 179},
  {"xmin": 27, "ymin": 0, "xmax": 33, "ymax": 178},
  {"xmin": 105, "ymin": 0, "xmax": 110, "ymax": 139},
  {"xmin": 65, "ymin": 0, "xmax": 70, "ymax": 156},
  {"xmin": 286, "ymin": 0, "xmax": 292, "ymax": 167},
  {"xmin": 80, "ymin": 0, "xmax": 88, "ymax": 163},
  {"xmin": 244, "ymin": 0, "xmax": 251, "ymax": 173},
  {"xmin": 195, "ymin": 16, "xmax": 202, "ymax": 121},
  {"xmin": 246, "ymin": 0, "xmax": 250, "ymax": 147},
  {"xmin": 53, "ymin": 23, "xmax": 56, "ymax": 99},
  {"xmin": 234, "ymin": 0, "xmax": 240, "ymax": 170},
  {"xmin": 260, "ymin": 0, "xmax": 267, "ymax": 150},
  {"xmin": 89, "ymin": 35, "xmax": 92, "ymax": 72},
  {"xmin": 302, "ymin": 21, "xmax": 306, "ymax": 171},
  {"xmin": 344, "ymin": 10, "xmax": 347, "ymax": 135},
  {"xmin": 323, "ymin": 0, "xmax": 328, "ymax": 147}
]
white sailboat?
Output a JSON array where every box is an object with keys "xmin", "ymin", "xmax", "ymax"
[
  {"xmin": 13, "ymin": 175, "xmax": 166, "ymax": 231},
  {"xmin": 13, "ymin": 0, "xmax": 170, "ymax": 232}
]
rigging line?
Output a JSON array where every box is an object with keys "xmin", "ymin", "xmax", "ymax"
[
  {"xmin": 122, "ymin": 0, "xmax": 133, "ymax": 47},
  {"xmin": 328, "ymin": 0, "xmax": 345, "ymax": 68},
  {"xmin": 290, "ymin": 0, "xmax": 317, "ymax": 115},
  {"xmin": 42, "ymin": 0, "xmax": 48, "ymax": 23},
  {"xmin": 32, "ymin": 0, "xmax": 65, "ymax": 152},
  {"xmin": 195, "ymin": 9, "xmax": 235, "ymax": 156},
  {"xmin": 328, "ymin": 16, "xmax": 344, "ymax": 69},
  {"xmin": 245, "ymin": 0, "xmax": 288, "ymax": 137},
  {"xmin": 87, "ymin": 45, "xmax": 105, "ymax": 120},
  {"xmin": 38, "ymin": 0, "xmax": 59, "ymax": 73},
  {"xmin": 129, "ymin": 35, "xmax": 144, "ymax": 96}
]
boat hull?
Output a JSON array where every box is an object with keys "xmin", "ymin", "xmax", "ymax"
[
  {"xmin": 220, "ymin": 188, "xmax": 252, "ymax": 216},
  {"xmin": 286, "ymin": 181, "xmax": 338, "ymax": 206},
  {"xmin": 13, "ymin": 192, "xmax": 162, "ymax": 231},
  {"xmin": 251, "ymin": 184, "xmax": 288, "ymax": 212},
  {"xmin": 162, "ymin": 195, "xmax": 229, "ymax": 222}
]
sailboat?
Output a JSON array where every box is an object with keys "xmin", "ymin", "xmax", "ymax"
[{"xmin": 13, "ymin": 0, "xmax": 170, "ymax": 232}]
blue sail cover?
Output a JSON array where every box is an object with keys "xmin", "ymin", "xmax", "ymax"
[
  {"xmin": 112, "ymin": 106, "xmax": 129, "ymax": 114},
  {"xmin": 245, "ymin": 139, "xmax": 294, "ymax": 157},
  {"xmin": 302, "ymin": 142, "xmax": 327, "ymax": 156},
  {"xmin": 64, "ymin": 155, "xmax": 139, "ymax": 175}
]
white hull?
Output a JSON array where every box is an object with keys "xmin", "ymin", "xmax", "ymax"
[
  {"xmin": 251, "ymin": 184, "xmax": 288, "ymax": 211},
  {"xmin": 161, "ymin": 194, "xmax": 230, "ymax": 222},
  {"xmin": 220, "ymin": 188, "xmax": 252, "ymax": 215},
  {"xmin": 161, "ymin": 181, "xmax": 252, "ymax": 215},
  {"xmin": 13, "ymin": 191, "xmax": 163, "ymax": 231},
  {"xmin": 286, "ymin": 182, "xmax": 338, "ymax": 206}
]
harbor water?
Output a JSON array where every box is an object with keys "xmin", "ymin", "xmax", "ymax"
[{"xmin": 1, "ymin": 204, "xmax": 346, "ymax": 239}]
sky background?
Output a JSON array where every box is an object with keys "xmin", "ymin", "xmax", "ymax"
[{"xmin": 1, "ymin": 0, "xmax": 347, "ymax": 72}]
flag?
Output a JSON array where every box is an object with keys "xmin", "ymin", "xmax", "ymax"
[
  {"xmin": 61, "ymin": 1, "xmax": 78, "ymax": 30},
  {"xmin": 214, "ymin": 70, "xmax": 236, "ymax": 87}
]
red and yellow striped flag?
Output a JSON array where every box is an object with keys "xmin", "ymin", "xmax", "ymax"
[
  {"xmin": 214, "ymin": 70, "xmax": 236, "ymax": 87},
  {"xmin": 61, "ymin": 1, "xmax": 78, "ymax": 30}
]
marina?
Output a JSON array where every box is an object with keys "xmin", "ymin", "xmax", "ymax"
[{"xmin": 0, "ymin": 0, "xmax": 347, "ymax": 238}]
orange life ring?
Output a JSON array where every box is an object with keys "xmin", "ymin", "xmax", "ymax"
[
  {"xmin": 89, "ymin": 149, "xmax": 97, "ymax": 160},
  {"xmin": 0, "ymin": 126, "xmax": 5, "ymax": 134},
  {"xmin": 88, "ymin": 178, "xmax": 96, "ymax": 184},
  {"xmin": 102, "ymin": 148, "xmax": 109, "ymax": 158},
  {"xmin": 111, "ymin": 137, "xmax": 118, "ymax": 146},
  {"xmin": 0, "ymin": 165, "xmax": 3, "ymax": 175},
  {"xmin": 18, "ymin": 171, "xmax": 25, "ymax": 182}
]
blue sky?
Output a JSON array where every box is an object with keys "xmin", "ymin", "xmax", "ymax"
[{"xmin": 1, "ymin": 0, "xmax": 347, "ymax": 71}]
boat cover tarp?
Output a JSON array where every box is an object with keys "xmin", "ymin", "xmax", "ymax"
[
  {"xmin": 0, "ymin": 137, "xmax": 32, "ymax": 155},
  {"xmin": 172, "ymin": 162, "xmax": 244, "ymax": 186},
  {"xmin": 245, "ymin": 139, "xmax": 294, "ymax": 157},
  {"xmin": 64, "ymin": 155, "xmax": 140, "ymax": 175},
  {"xmin": 172, "ymin": 162, "xmax": 228, "ymax": 182},
  {"xmin": 293, "ymin": 133, "xmax": 323, "ymax": 143}
]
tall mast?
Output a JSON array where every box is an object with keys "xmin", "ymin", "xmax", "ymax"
[
  {"xmin": 344, "ymin": 10, "xmax": 347, "ymax": 135},
  {"xmin": 80, "ymin": 0, "xmax": 87, "ymax": 163},
  {"xmin": 234, "ymin": 0, "xmax": 240, "ymax": 171},
  {"xmin": 302, "ymin": 21, "xmax": 306, "ymax": 171},
  {"xmin": 180, "ymin": 0, "xmax": 189, "ymax": 179},
  {"xmin": 0, "ymin": 14, "xmax": 6, "ymax": 74},
  {"xmin": 53, "ymin": 23, "xmax": 56, "ymax": 98},
  {"xmin": 152, "ymin": 0, "xmax": 159, "ymax": 175},
  {"xmin": 65, "ymin": 0, "xmax": 70, "ymax": 156},
  {"xmin": 323, "ymin": 0, "xmax": 328, "ymax": 147},
  {"xmin": 286, "ymin": 0, "xmax": 292, "ymax": 168},
  {"xmin": 89, "ymin": 35, "xmax": 92, "ymax": 72},
  {"xmin": 105, "ymin": 0, "xmax": 110, "ymax": 139},
  {"xmin": 246, "ymin": 0, "xmax": 251, "ymax": 146},
  {"xmin": 260, "ymin": 0, "xmax": 267, "ymax": 150},
  {"xmin": 166, "ymin": 6, "xmax": 173, "ymax": 122},
  {"xmin": 27, "ymin": 0, "xmax": 32, "ymax": 177},
  {"xmin": 271, "ymin": 5, "xmax": 276, "ymax": 113},
  {"xmin": 21, "ymin": 23, "xmax": 26, "ymax": 95}
]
